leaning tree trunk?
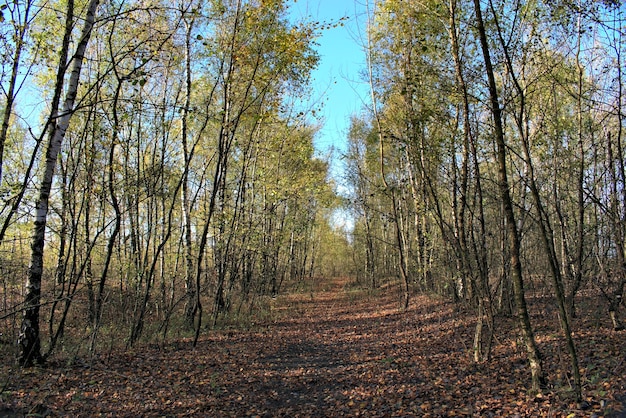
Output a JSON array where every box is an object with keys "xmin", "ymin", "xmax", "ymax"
[
  {"xmin": 472, "ymin": 0, "xmax": 545, "ymax": 392},
  {"xmin": 181, "ymin": 16, "xmax": 197, "ymax": 328},
  {"xmin": 17, "ymin": 0, "xmax": 100, "ymax": 367},
  {"xmin": 489, "ymin": 0, "xmax": 582, "ymax": 399},
  {"xmin": 448, "ymin": 0, "xmax": 492, "ymax": 361}
]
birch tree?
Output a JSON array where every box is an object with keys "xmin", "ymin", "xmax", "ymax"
[{"xmin": 18, "ymin": 0, "xmax": 101, "ymax": 367}]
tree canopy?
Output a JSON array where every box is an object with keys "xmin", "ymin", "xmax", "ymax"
[{"xmin": 1, "ymin": 0, "xmax": 625, "ymax": 406}]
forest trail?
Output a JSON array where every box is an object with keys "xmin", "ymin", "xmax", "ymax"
[{"xmin": 2, "ymin": 276, "xmax": 626, "ymax": 417}]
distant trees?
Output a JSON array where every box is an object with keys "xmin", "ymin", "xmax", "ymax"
[{"xmin": 346, "ymin": 0, "xmax": 625, "ymax": 398}]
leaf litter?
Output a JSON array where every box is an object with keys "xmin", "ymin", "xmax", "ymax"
[{"xmin": 1, "ymin": 276, "xmax": 625, "ymax": 417}]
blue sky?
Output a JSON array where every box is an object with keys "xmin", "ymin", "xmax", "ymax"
[
  {"xmin": 289, "ymin": 0, "xmax": 369, "ymax": 231},
  {"xmin": 14, "ymin": 0, "xmax": 369, "ymax": 201},
  {"xmin": 290, "ymin": 0, "xmax": 369, "ymax": 176}
]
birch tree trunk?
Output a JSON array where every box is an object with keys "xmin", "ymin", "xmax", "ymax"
[
  {"xmin": 472, "ymin": 0, "xmax": 545, "ymax": 392},
  {"xmin": 17, "ymin": 0, "xmax": 100, "ymax": 367},
  {"xmin": 487, "ymin": 0, "xmax": 581, "ymax": 399},
  {"xmin": 365, "ymin": 0, "xmax": 410, "ymax": 309},
  {"xmin": 182, "ymin": 16, "xmax": 197, "ymax": 328},
  {"xmin": 447, "ymin": 0, "xmax": 492, "ymax": 362}
]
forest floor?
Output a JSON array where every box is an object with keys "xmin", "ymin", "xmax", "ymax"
[{"xmin": 1, "ymin": 276, "xmax": 626, "ymax": 417}]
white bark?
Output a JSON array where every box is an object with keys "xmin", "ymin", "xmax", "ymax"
[{"xmin": 18, "ymin": 0, "xmax": 101, "ymax": 366}]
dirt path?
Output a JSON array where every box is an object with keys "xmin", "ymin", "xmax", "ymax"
[
  {"xmin": 224, "ymin": 277, "xmax": 423, "ymax": 415},
  {"xmin": 2, "ymin": 276, "xmax": 625, "ymax": 417}
]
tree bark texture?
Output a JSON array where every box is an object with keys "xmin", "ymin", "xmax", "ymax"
[
  {"xmin": 18, "ymin": 0, "xmax": 101, "ymax": 367},
  {"xmin": 472, "ymin": 0, "xmax": 545, "ymax": 392}
]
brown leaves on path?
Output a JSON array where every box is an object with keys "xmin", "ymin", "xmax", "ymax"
[{"xmin": 2, "ymin": 276, "xmax": 625, "ymax": 417}]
